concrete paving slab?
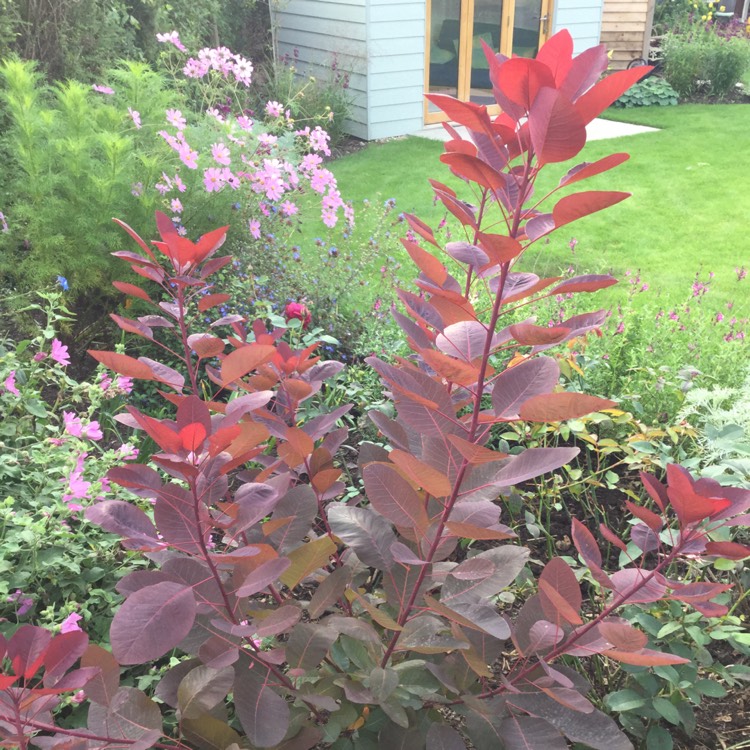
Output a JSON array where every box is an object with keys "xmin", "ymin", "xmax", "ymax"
[{"xmin": 413, "ymin": 117, "xmax": 658, "ymax": 142}]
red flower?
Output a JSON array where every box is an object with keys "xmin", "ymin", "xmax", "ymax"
[{"xmin": 284, "ymin": 302, "xmax": 311, "ymax": 329}]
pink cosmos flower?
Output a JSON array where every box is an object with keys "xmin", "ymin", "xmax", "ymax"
[
  {"xmin": 183, "ymin": 58, "xmax": 210, "ymax": 78},
  {"xmin": 237, "ymin": 115, "xmax": 254, "ymax": 131},
  {"xmin": 173, "ymin": 174, "xmax": 187, "ymax": 193},
  {"xmin": 309, "ymin": 126, "xmax": 331, "ymax": 155},
  {"xmin": 265, "ymin": 100, "xmax": 283, "ymax": 118},
  {"xmin": 166, "ymin": 109, "xmax": 187, "ymax": 130},
  {"xmin": 3, "ymin": 370, "xmax": 20, "ymax": 396},
  {"xmin": 128, "ymin": 107, "xmax": 142, "ymax": 129},
  {"xmin": 92, "ymin": 84, "xmax": 115, "ymax": 95},
  {"xmin": 211, "ymin": 142, "xmax": 231, "ymax": 166},
  {"xmin": 60, "ymin": 612, "xmax": 83, "ymax": 633},
  {"xmin": 171, "ymin": 198, "xmax": 183, "ymax": 213},
  {"xmin": 280, "ymin": 200, "xmax": 298, "ymax": 217},
  {"xmin": 51, "ymin": 339, "xmax": 70, "ymax": 367},
  {"xmin": 203, "ymin": 167, "xmax": 225, "ymax": 192},
  {"xmin": 248, "ymin": 219, "xmax": 261, "ymax": 239},
  {"xmin": 179, "ymin": 146, "xmax": 199, "ymax": 169},
  {"xmin": 0, "ymin": 211, "xmax": 9, "ymax": 233},
  {"xmin": 257, "ymin": 133, "xmax": 277, "ymax": 147},
  {"xmin": 156, "ymin": 30, "xmax": 187, "ymax": 52}
]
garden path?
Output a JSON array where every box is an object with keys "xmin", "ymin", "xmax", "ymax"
[{"xmin": 414, "ymin": 117, "xmax": 658, "ymax": 141}]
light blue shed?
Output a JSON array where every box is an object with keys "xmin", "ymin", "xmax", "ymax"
[{"xmin": 273, "ymin": 0, "xmax": 606, "ymax": 140}]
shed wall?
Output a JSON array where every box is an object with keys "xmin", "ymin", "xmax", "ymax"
[
  {"xmin": 274, "ymin": 0, "xmax": 369, "ymax": 139},
  {"xmin": 552, "ymin": 0, "xmax": 606, "ymax": 54},
  {"xmin": 600, "ymin": 0, "xmax": 656, "ymax": 69}
]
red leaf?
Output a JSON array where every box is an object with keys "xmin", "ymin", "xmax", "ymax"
[
  {"xmin": 559, "ymin": 44, "xmax": 609, "ymax": 101},
  {"xmin": 496, "ymin": 58, "xmax": 555, "ymax": 111},
  {"xmin": 575, "ymin": 66, "xmax": 653, "ymax": 125},
  {"xmin": 519, "ymin": 392, "xmax": 616, "ymax": 422},
  {"xmin": 126, "ymin": 406, "xmax": 184, "ymax": 454},
  {"xmin": 550, "ymin": 274, "xmax": 618, "ymax": 295},
  {"xmin": 477, "ymin": 232, "xmax": 523, "ymax": 264},
  {"xmin": 536, "ymin": 30, "xmax": 574, "ymax": 86},
  {"xmin": 670, "ymin": 581, "xmax": 733, "ymax": 603},
  {"xmin": 610, "ymin": 569, "xmax": 667, "ymax": 604},
  {"xmin": 401, "ymin": 239, "xmax": 447, "ymax": 286},
  {"xmin": 424, "ymin": 94, "xmax": 493, "ymax": 131},
  {"xmin": 552, "ymin": 190, "xmax": 630, "ymax": 230},
  {"xmin": 112, "ymin": 218, "xmax": 157, "ymax": 262},
  {"xmin": 559, "ymin": 153, "xmax": 630, "ymax": 187},
  {"xmin": 88, "ymin": 350, "xmax": 155, "ymax": 381},
  {"xmin": 112, "ymin": 281, "xmax": 153, "ymax": 303},
  {"xmin": 666, "ymin": 463, "xmax": 732, "ymax": 525},
  {"xmin": 194, "ymin": 225, "xmax": 229, "ymax": 265},
  {"xmin": 179, "ymin": 423, "xmax": 207, "ymax": 452},
  {"xmin": 571, "ymin": 518, "xmax": 602, "ymax": 568},
  {"xmin": 599, "ymin": 523, "xmax": 627, "ymax": 552},
  {"xmin": 492, "ymin": 356, "xmax": 560, "ymax": 420},
  {"xmin": 598, "ymin": 620, "xmax": 648, "ymax": 651},
  {"xmin": 625, "ymin": 500, "xmax": 663, "ymax": 533},
  {"xmin": 438, "ymin": 154, "xmax": 506, "ymax": 191},
  {"xmin": 362, "ymin": 462, "xmax": 430, "ymax": 532},
  {"xmin": 198, "ymin": 293, "xmax": 231, "ymax": 312},
  {"xmin": 604, "ymin": 648, "xmax": 689, "ymax": 667},
  {"xmin": 188, "ymin": 334, "xmax": 225, "ymax": 358},
  {"xmin": 221, "ymin": 344, "xmax": 277, "ymax": 386},
  {"xmin": 704, "ymin": 541, "xmax": 750, "ymax": 560},
  {"xmin": 528, "ymin": 87, "xmax": 587, "ymax": 164},
  {"xmin": 109, "ymin": 314, "xmax": 153, "ymax": 340},
  {"xmin": 510, "ymin": 323, "xmax": 571, "ymax": 346},
  {"xmin": 640, "ymin": 471, "xmax": 668, "ymax": 513},
  {"xmin": 8, "ymin": 626, "xmax": 52, "ymax": 681},
  {"xmin": 403, "ymin": 213, "xmax": 440, "ymax": 248},
  {"xmin": 538, "ymin": 558, "xmax": 582, "ymax": 625}
]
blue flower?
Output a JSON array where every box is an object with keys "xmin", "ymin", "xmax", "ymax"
[{"xmin": 56, "ymin": 276, "xmax": 69, "ymax": 291}]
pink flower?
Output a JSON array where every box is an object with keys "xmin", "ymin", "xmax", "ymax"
[
  {"xmin": 7, "ymin": 590, "xmax": 34, "ymax": 616},
  {"xmin": 203, "ymin": 167, "xmax": 225, "ymax": 192},
  {"xmin": 211, "ymin": 142, "xmax": 231, "ymax": 165},
  {"xmin": 60, "ymin": 612, "xmax": 83, "ymax": 633},
  {"xmin": 117, "ymin": 443, "xmax": 139, "ymax": 461},
  {"xmin": 284, "ymin": 302, "xmax": 311, "ymax": 329},
  {"xmin": 265, "ymin": 100, "xmax": 283, "ymax": 118},
  {"xmin": 237, "ymin": 115, "xmax": 254, "ymax": 131},
  {"xmin": 716, "ymin": 312, "xmax": 725, "ymax": 323},
  {"xmin": 178, "ymin": 146, "xmax": 199, "ymax": 169},
  {"xmin": 0, "ymin": 211, "xmax": 8, "ymax": 233},
  {"xmin": 156, "ymin": 30, "xmax": 187, "ymax": 52},
  {"xmin": 83, "ymin": 421, "xmax": 103, "ymax": 441},
  {"xmin": 117, "ymin": 375, "xmax": 133, "ymax": 394},
  {"xmin": 71, "ymin": 690, "xmax": 86, "ymax": 704},
  {"xmin": 280, "ymin": 200, "xmax": 298, "ymax": 217},
  {"xmin": 63, "ymin": 454, "xmax": 90, "ymax": 510},
  {"xmin": 63, "ymin": 412, "xmax": 83, "ymax": 437},
  {"xmin": 171, "ymin": 198, "xmax": 183, "ymax": 213},
  {"xmin": 128, "ymin": 108, "xmax": 142, "ymax": 129},
  {"xmin": 92, "ymin": 84, "xmax": 114, "ymax": 95},
  {"xmin": 166, "ymin": 108, "xmax": 187, "ymax": 130},
  {"xmin": 3, "ymin": 370, "xmax": 20, "ymax": 396},
  {"xmin": 51, "ymin": 339, "xmax": 70, "ymax": 367},
  {"xmin": 248, "ymin": 219, "xmax": 261, "ymax": 239}
]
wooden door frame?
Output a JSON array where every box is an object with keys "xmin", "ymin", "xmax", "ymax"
[{"xmin": 423, "ymin": 0, "xmax": 553, "ymax": 125}]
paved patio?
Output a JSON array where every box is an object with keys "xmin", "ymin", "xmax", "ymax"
[{"xmin": 414, "ymin": 117, "xmax": 658, "ymax": 142}]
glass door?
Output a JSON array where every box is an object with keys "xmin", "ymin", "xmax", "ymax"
[{"xmin": 425, "ymin": 0, "xmax": 552, "ymax": 124}]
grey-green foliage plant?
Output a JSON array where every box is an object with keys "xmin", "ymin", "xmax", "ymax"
[
  {"xmin": 663, "ymin": 29, "xmax": 750, "ymax": 97},
  {"xmin": 0, "ymin": 58, "xmax": 175, "ymax": 302},
  {"xmin": 614, "ymin": 77, "xmax": 679, "ymax": 108}
]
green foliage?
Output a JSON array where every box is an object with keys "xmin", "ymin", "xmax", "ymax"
[
  {"xmin": 0, "ymin": 58, "xmax": 175, "ymax": 308},
  {"xmin": 0, "ymin": 0, "xmax": 265, "ymax": 81},
  {"xmin": 254, "ymin": 52, "xmax": 356, "ymax": 149},
  {"xmin": 663, "ymin": 29, "xmax": 750, "ymax": 97},
  {"xmin": 652, "ymin": 0, "xmax": 700, "ymax": 34},
  {"xmin": 0, "ymin": 291, "xmax": 143, "ymax": 643},
  {"xmin": 614, "ymin": 77, "xmax": 679, "ymax": 108}
]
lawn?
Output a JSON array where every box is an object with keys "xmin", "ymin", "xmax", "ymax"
[{"xmin": 330, "ymin": 104, "xmax": 750, "ymax": 315}]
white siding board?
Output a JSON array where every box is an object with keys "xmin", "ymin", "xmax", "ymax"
[
  {"xmin": 368, "ymin": 19, "xmax": 425, "ymax": 39},
  {"xmin": 369, "ymin": 85, "xmax": 424, "ymax": 106},
  {"xmin": 279, "ymin": 16, "xmax": 366, "ymax": 40}
]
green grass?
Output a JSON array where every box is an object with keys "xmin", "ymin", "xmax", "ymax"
[{"xmin": 330, "ymin": 104, "xmax": 749, "ymax": 315}]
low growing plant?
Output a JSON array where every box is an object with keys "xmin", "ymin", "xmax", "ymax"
[
  {"xmin": 614, "ymin": 77, "xmax": 679, "ymax": 107},
  {"xmin": 2, "ymin": 31, "xmax": 749, "ymax": 750}
]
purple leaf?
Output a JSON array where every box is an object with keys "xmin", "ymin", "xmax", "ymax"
[
  {"xmin": 87, "ymin": 687, "xmax": 162, "ymax": 750},
  {"xmin": 328, "ymin": 505, "xmax": 397, "ymax": 570},
  {"xmin": 362, "ymin": 463, "xmax": 430, "ymax": 532},
  {"xmin": 498, "ymin": 716, "xmax": 568, "ymax": 750},
  {"xmin": 233, "ymin": 663, "xmax": 291, "ymax": 748},
  {"xmin": 235, "ymin": 558, "xmax": 292, "ymax": 597},
  {"xmin": 435, "ymin": 321, "xmax": 491, "ymax": 363},
  {"xmin": 85, "ymin": 501, "xmax": 159, "ymax": 549},
  {"xmin": 492, "ymin": 357, "xmax": 560, "ymax": 419},
  {"xmin": 110, "ymin": 582, "xmax": 196, "ymax": 664},
  {"xmin": 493, "ymin": 447, "xmax": 579, "ymax": 487}
]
